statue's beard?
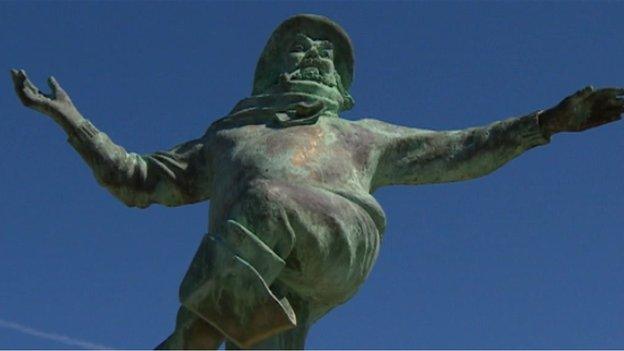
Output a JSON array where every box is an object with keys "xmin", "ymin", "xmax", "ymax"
[
  {"xmin": 283, "ymin": 61, "xmax": 338, "ymax": 88},
  {"xmin": 260, "ymin": 60, "xmax": 353, "ymax": 112}
]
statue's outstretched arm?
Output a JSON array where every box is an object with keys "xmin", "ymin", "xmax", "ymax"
[
  {"xmin": 11, "ymin": 69, "xmax": 211, "ymax": 208},
  {"xmin": 370, "ymin": 87, "xmax": 623, "ymax": 188}
]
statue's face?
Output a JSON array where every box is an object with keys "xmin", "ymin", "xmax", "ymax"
[
  {"xmin": 259, "ymin": 32, "xmax": 353, "ymax": 111},
  {"xmin": 283, "ymin": 33, "xmax": 339, "ymax": 89}
]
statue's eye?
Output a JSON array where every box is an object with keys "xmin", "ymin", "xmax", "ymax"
[
  {"xmin": 291, "ymin": 44, "xmax": 305, "ymax": 53},
  {"xmin": 320, "ymin": 50, "xmax": 332, "ymax": 58}
]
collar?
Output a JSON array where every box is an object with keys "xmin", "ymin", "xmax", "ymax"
[{"xmin": 209, "ymin": 92, "xmax": 340, "ymax": 131}]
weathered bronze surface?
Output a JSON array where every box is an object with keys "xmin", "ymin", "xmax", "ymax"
[{"xmin": 11, "ymin": 14, "xmax": 624, "ymax": 350}]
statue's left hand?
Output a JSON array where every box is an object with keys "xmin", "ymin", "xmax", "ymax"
[
  {"xmin": 539, "ymin": 86, "xmax": 624, "ymax": 135},
  {"xmin": 10, "ymin": 69, "xmax": 78, "ymax": 122}
]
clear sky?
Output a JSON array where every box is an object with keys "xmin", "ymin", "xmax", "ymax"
[{"xmin": 1, "ymin": 1, "xmax": 623, "ymax": 349}]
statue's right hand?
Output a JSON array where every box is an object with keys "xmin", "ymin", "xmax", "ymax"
[
  {"xmin": 539, "ymin": 86, "xmax": 624, "ymax": 135},
  {"xmin": 10, "ymin": 69, "xmax": 76, "ymax": 120}
]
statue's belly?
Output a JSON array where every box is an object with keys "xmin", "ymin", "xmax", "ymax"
[{"xmin": 216, "ymin": 178, "xmax": 381, "ymax": 305}]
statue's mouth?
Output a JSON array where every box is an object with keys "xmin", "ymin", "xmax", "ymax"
[
  {"xmin": 299, "ymin": 67, "xmax": 321, "ymax": 77},
  {"xmin": 299, "ymin": 58, "xmax": 327, "ymax": 70},
  {"xmin": 286, "ymin": 67, "xmax": 335, "ymax": 87}
]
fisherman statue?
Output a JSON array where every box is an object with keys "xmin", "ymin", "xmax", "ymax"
[{"xmin": 11, "ymin": 14, "xmax": 624, "ymax": 350}]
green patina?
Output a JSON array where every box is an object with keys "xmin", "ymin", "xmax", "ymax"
[{"xmin": 11, "ymin": 13, "xmax": 624, "ymax": 350}]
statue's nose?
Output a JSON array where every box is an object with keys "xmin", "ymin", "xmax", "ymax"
[{"xmin": 305, "ymin": 46, "xmax": 320, "ymax": 58}]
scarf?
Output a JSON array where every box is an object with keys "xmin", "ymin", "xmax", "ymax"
[{"xmin": 209, "ymin": 92, "xmax": 341, "ymax": 131}]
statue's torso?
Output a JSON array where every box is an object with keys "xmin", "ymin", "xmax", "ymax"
[
  {"xmin": 204, "ymin": 116, "xmax": 386, "ymax": 305},
  {"xmin": 207, "ymin": 116, "xmax": 385, "ymax": 227}
]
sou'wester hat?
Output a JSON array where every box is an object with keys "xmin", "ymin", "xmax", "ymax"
[{"xmin": 252, "ymin": 14, "xmax": 355, "ymax": 104}]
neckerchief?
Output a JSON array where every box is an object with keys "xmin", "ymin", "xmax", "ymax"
[{"xmin": 209, "ymin": 92, "xmax": 340, "ymax": 131}]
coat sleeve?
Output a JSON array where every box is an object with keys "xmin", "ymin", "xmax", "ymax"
[
  {"xmin": 67, "ymin": 119, "xmax": 211, "ymax": 208},
  {"xmin": 366, "ymin": 111, "xmax": 551, "ymax": 189}
]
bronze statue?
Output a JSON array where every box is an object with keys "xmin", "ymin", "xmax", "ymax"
[{"xmin": 11, "ymin": 14, "xmax": 623, "ymax": 350}]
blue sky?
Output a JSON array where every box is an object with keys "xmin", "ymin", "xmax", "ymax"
[{"xmin": 1, "ymin": 2, "xmax": 624, "ymax": 349}]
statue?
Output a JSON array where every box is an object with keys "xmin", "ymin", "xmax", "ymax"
[{"xmin": 11, "ymin": 14, "xmax": 623, "ymax": 350}]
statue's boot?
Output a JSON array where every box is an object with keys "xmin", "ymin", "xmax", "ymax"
[
  {"xmin": 225, "ymin": 321, "xmax": 311, "ymax": 350},
  {"xmin": 175, "ymin": 220, "xmax": 297, "ymax": 349},
  {"xmin": 156, "ymin": 306, "xmax": 224, "ymax": 350},
  {"xmin": 224, "ymin": 288, "xmax": 312, "ymax": 350}
]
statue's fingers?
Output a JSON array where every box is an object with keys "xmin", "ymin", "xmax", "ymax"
[
  {"xmin": 580, "ymin": 110, "xmax": 621, "ymax": 131},
  {"xmin": 594, "ymin": 87, "xmax": 624, "ymax": 99},
  {"xmin": 16, "ymin": 69, "xmax": 34, "ymax": 89},
  {"xmin": 10, "ymin": 69, "xmax": 30, "ymax": 92},
  {"xmin": 10, "ymin": 69, "xmax": 38, "ymax": 106},
  {"xmin": 592, "ymin": 97, "xmax": 622, "ymax": 116},
  {"xmin": 26, "ymin": 76, "xmax": 56, "ymax": 103},
  {"xmin": 47, "ymin": 76, "xmax": 68, "ymax": 101},
  {"xmin": 586, "ymin": 88, "xmax": 621, "ymax": 109},
  {"xmin": 20, "ymin": 72, "xmax": 38, "ymax": 93},
  {"xmin": 599, "ymin": 94, "xmax": 624, "ymax": 116},
  {"xmin": 12, "ymin": 70, "xmax": 53, "ymax": 108},
  {"xmin": 10, "ymin": 69, "xmax": 22, "ymax": 86},
  {"xmin": 582, "ymin": 95, "xmax": 624, "ymax": 128},
  {"xmin": 22, "ymin": 77, "xmax": 47, "ymax": 101},
  {"xmin": 601, "ymin": 91, "xmax": 624, "ymax": 103},
  {"xmin": 10, "ymin": 69, "xmax": 26, "ymax": 98}
]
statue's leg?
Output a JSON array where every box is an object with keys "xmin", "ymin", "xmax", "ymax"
[
  {"xmin": 155, "ymin": 306, "xmax": 224, "ymax": 350},
  {"xmin": 223, "ymin": 284, "xmax": 314, "ymax": 350},
  {"xmin": 224, "ymin": 322, "xmax": 310, "ymax": 350},
  {"xmin": 177, "ymin": 224, "xmax": 297, "ymax": 348}
]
